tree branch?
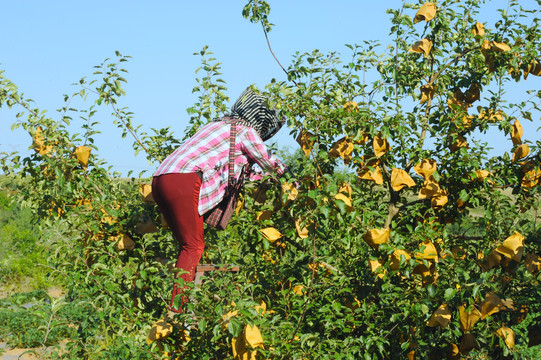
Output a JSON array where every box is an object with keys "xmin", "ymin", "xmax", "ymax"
[{"xmin": 253, "ymin": 0, "xmax": 298, "ymax": 86}]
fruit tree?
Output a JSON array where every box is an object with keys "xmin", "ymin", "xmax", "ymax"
[{"xmin": 1, "ymin": 0, "xmax": 541, "ymax": 358}]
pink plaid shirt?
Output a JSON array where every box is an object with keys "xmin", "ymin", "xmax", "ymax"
[{"xmin": 154, "ymin": 121, "xmax": 285, "ymax": 215}]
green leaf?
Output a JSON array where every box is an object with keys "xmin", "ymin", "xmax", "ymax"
[
  {"xmin": 444, "ymin": 288, "xmax": 456, "ymax": 301},
  {"xmin": 335, "ymin": 198, "xmax": 347, "ymax": 214}
]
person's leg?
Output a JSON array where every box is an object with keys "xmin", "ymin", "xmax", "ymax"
[{"xmin": 152, "ymin": 173, "xmax": 204, "ymax": 312}]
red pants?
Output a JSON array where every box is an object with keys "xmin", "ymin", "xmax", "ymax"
[{"xmin": 152, "ymin": 173, "xmax": 204, "ymax": 312}]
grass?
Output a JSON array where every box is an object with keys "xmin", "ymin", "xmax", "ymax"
[{"xmin": 0, "ymin": 185, "xmax": 57, "ymax": 296}]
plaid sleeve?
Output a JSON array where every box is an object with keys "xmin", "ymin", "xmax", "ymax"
[{"xmin": 239, "ymin": 127, "xmax": 285, "ymax": 176}]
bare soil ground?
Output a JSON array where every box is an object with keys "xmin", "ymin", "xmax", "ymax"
[{"xmin": 0, "ymin": 340, "xmax": 67, "ymax": 360}]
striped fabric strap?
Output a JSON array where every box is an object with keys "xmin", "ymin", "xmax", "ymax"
[{"xmin": 228, "ymin": 119, "xmax": 237, "ymax": 186}]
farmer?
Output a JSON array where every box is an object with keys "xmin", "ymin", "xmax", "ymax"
[{"xmin": 152, "ymin": 87, "xmax": 287, "ymax": 313}]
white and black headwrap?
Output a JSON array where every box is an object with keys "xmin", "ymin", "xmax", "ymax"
[{"xmin": 220, "ymin": 88, "xmax": 285, "ymax": 141}]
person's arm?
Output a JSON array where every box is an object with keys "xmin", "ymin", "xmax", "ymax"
[{"xmin": 239, "ymin": 127, "xmax": 286, "ymax": 177}]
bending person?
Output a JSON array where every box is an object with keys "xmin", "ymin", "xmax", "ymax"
[{"xmin": 152, "ymin": 87, "xmax": 286, "ymax": 313}]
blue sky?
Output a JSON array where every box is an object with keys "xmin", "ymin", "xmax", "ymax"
[{"xmin": 1, "ymin": 1, "xmax": 540, "ymax": 176}]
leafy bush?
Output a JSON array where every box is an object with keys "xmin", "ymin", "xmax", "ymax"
[
  {"xmin": 1, "ymin": 1, "xmax": 541, "ymax": 359},
  {"xmin": 0, "ymin": 291, "xmax": 75, "ymax": 348},
  {"xmin": 0, "ymin": 186, "xmax": 46, "ymax": 286}
]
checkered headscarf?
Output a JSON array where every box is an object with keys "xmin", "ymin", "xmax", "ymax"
[{"xmin": 221, "ymin": 88, "xmax": 285, "ymax": 141}]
